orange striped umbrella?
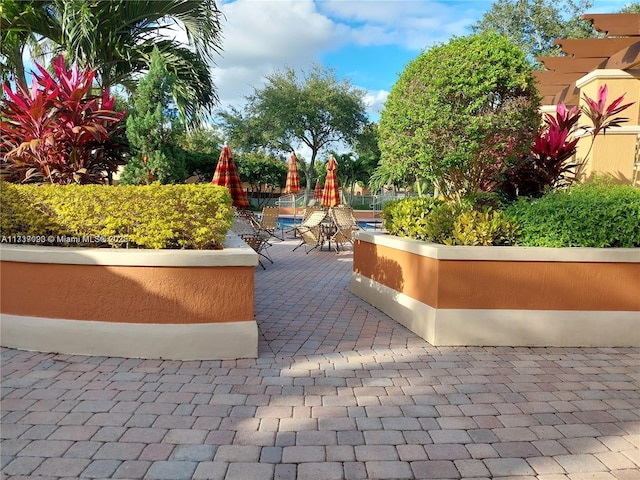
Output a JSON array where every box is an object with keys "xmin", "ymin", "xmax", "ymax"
[
  {"xmin": 211, "ymin": 145, "xmax": 249, "ymax": 208},
  {"xmin": 321, "ymin": 156, "xmax": 340, "ymax": 208},
  {"xmin": 313, "ymin": 179, "xmax": 322, "ymax": 200},
  {"xmin": 283, "ymin": 153, "xmax": 301, "ymax": 194}
]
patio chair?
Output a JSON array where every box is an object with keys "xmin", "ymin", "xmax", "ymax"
[
  {"xmin": 256, "ymin": 206, "xmax": 283, "ymax": 240},
  {"xmin": 231, "ymin": 214, "xmax": 273, "ymax": 269},
  {"xmin": 302, "ymin": 205, "xmax": 325, "ymax": 221},
  {"xmin": 293, "ymin": 210, "xmax": 327, "ymax": 253},
  {"xmin": 335, "ymin": 205, "xmax": 362, "ymax": 229},
  {"xmin": 285, "ymin": 205, "xmax": 324, "ymax": 239},
  {"xmin": 328, "ymin": 206, "xmax": 358, "ymax": 252}
]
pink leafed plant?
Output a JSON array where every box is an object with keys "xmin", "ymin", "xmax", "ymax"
[
  {"xmin": 500, "ymin": 84, "xmax": 633, "ymax": 198},
  {"xmin": 544, "ymin": 103, "xmax": 581, "ymax": 132},
  {"xmin": 1, "ymin": 56, "xmax": 126, "ymax": 184},
  {"xmin": 581, "ymin": 84, "xmax": 634, "ymax": 136}
]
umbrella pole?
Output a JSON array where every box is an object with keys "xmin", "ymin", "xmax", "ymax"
[
  {"xmin": 284, "ymin": 193, "xmax": 298, "ymax": 238},
  {"xmin": 292, "ymin": 193, "xmax": 298, "ymax": 237}
]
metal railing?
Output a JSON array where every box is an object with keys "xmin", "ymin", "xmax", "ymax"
[
  {"xmin": 275, "ymin": 192, "xmax": 307, "ymax": 209},
  {"xmin": 370, "ymin": 191, "xmax": 410, "ymax": 217},
  {"xmin": 370, "ymin": 191, "xmax": 424, "ymax": 217}
]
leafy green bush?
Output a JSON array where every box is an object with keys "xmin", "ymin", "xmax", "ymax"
[
  {"xmin": 120, "ymin": 48, "xmax": 186, "ymax": 185},
  {"xmin": 1, "ymin": 183, "xmax": 233, "ymax": 249},
  {"xmin": 505, "ymin": 182, "xmax": 640, "ymax": 247},
  {"xmin": 451, "ymin": 209, "xmax": 519, "ymax": 246},
  {"xmin": 378, "ymin": 32, "xmax": 539, "ymax": 200},
  {"xmin": 381, "ymin": 197, "xmax": 439, "ymax": 239},
  {"xmin": 382, "ymin": 196, "xmax": 518, "ymax": 246},
  {"xmin": 381, "ymin": 183, "xmax": 639, "ymax": 248}
]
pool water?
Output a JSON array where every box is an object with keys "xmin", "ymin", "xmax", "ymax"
[{"xmin": 275, "ymin": 216, "xmax": 382, "ymax": 231}]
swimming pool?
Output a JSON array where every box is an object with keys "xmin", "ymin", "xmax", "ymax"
[{"xmin": 275, "ymin": 216, "xmax": 383, "ymax": 231}]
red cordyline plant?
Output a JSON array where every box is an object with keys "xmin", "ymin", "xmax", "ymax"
[
  {"xmin": 582, "ymin": 84, "xmax": 633, "ymax": 136},
  {"xmin": 0, "ymin": 56, "xmax": 126, "ymax": 184},
  {"xmin": 501, "ymin": 85, "xmax": 633, "ymax": 198}
]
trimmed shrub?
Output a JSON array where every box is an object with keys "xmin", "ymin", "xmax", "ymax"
[
  {"xmin": 378, "ymin": 32, "xmax": 539, "ymax": 200},
  {"xmin": 505, "ymin": 182, "xmax": 640, "ymax": 247},
  {"xmin": 382, "ymin": 197, "xmax": 518, "ymax": 246},
  {"xmin": 1, "ymin": 183, "xmax": 234, "ymax": 249},
  {"xmin": 381, "ymin": 197, "xmax": 440, "ymax": 240},
  {"xmin": 451, "ymin": 209, "xmax": 519, "ymax": 246},
  {"xmin": 0, "ymin": 183, "xmax": 63, "ymax": 238}
]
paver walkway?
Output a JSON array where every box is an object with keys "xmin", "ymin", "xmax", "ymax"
[{"xmin": 1, "ymin": 237, "xmax": 639, "ymax": 479}]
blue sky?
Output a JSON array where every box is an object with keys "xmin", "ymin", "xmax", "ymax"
[{"xmin": 213, "ymin": 0, "xmax": 632, "ymax": 121}]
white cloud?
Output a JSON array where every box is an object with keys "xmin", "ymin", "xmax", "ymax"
[
  {"xmin": 319, "ymin": 0, "xmax": 481, "ymax": 49},
  {"xmin": 209, "ymin": 0, "xmax": 486, "ymax": 119},
  {"xmin": 363, "ymin": 89, "xmax": 389, "ymax": 120},
  {"xmin": 212, "ymin": 0, "xmax": 343, "ymax": 110}
]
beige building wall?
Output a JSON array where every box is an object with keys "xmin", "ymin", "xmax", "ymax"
[{"xmin": 574, "ymin": 69, "xmax": 640, "ymax": 183}]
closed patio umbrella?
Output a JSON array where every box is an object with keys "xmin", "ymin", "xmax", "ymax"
[
  {"xmin": 321, "ymin": 156, "xmax": 340, "ymax": 208},
  {"xmin": 313, "ymin": 179, "xmax": 322, "ymax": 201},
  {"xmin": 211, "ymin": 145, "xmax": 249, "ymax": 208},
  {"xmin": 283, "ymin": 153, "xmax": 301, "ymax": 229},
  {"xmin": 283, "ymin": 153, "xmax": 301, "ymax": 195}
]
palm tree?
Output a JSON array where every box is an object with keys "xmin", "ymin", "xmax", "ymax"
[
  {"xmin": 1, "ymin": 0, "xmax": 223, "ymax": 123},
  {"xmin": 333, "ymin": 152, "xmax": 376, "ymax": 205},
  {"xmin": 0, "ymin": 0, "xmax": 57, "ymax": 88}
]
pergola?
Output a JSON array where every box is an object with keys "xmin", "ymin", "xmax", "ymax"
[{"xmin": 534, "ymin": 13, "xmax": 640, "ymax": 106}]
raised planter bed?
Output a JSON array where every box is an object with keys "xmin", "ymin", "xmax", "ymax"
[
  {"xmin": 350, "ymin": 232, "xmax": 640, "ymax": 347},
  {"xmin": 0, "ymin": 233, "xmax": 259, "ymax": 360}
]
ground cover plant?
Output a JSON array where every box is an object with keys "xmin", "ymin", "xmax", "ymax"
[{"xmin": 0, "ymin": 183, "xmax": 233, "ymax": 249}]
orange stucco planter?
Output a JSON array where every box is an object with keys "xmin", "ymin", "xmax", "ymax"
[
  {"xmin": 0, "ymin": 233, "xmax": 259, "ymax": 360},
  {"xmin": 351, "ymin": 232, "xmax": 640, "ymax": 347}
]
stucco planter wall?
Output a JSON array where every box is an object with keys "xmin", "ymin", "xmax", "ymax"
[
  {"xmin": 350, "ymin": 232, "xmax": 640, "ymax": 347},
  {"xmin": 0, "ymin": 233, "xmax": 259, "ymax": 360}
]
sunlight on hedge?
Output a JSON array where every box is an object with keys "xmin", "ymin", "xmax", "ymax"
[{"xmin": 0, "ymin": 183, "xmax": 234, "ymax": 249}]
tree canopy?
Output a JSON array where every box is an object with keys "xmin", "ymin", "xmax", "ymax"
[
  {"xmin": 0, "ymin": 0, "xmax": 223, "ymax": 123},
  {"xmin": 217, "ymin": 65, "xmax": 368, "ymax": 197},
  {"xmin": 378, "ymin": 32, "xmax": 540, "ymax": 202},
  {"xmin": 620, "ymin": 1, "xmax": 640, "ymax": 12},
  {"xmin": 471, "ymin": 0, "xmax": 598, "ymax": 59},
  {"xmin": 236, "ymin": 152, "xmax": 288, "ymax": 206}
]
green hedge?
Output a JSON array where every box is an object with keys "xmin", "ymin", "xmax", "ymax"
[
  {"xmin": 381, "ymin": 197, "xmax": 440, "ymax": 240},
  {"xmin": 381, "ymin": 196, "xmax": 518, "ymax": 246},
  {"xmin": 1, "ymin": 183, "xmax": 234, "ymax": 249},
  {"xmin": 381, "ymin": 183, "xmax": 640, "ymax": 248},
  {"xmin": 505, "ymin": 182, "xmax": 640, "ymax": 248}
]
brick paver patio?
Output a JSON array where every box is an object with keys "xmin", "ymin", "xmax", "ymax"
[{"xmin": 1, "ymin": 237, "xmax": 639, "ymax": 479}]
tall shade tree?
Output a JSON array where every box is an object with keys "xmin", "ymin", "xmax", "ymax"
[
  {"xmin": 218, "ymin": 65, "xmax": 368, "ymax": 197},
  {"xmin": 236, "ymin": 152, "xmax": 288, "ymax": 206},
  {"xmin": 471, "ymin": 0, "xmax": 598, "ymax": 59},
  {"xmin": 1, "ymin": 0, "xmax": 223, "ymax": 123},
  {"xmin": 620, "ymin": 2, "xmax": 640, "ymax": 12}
]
